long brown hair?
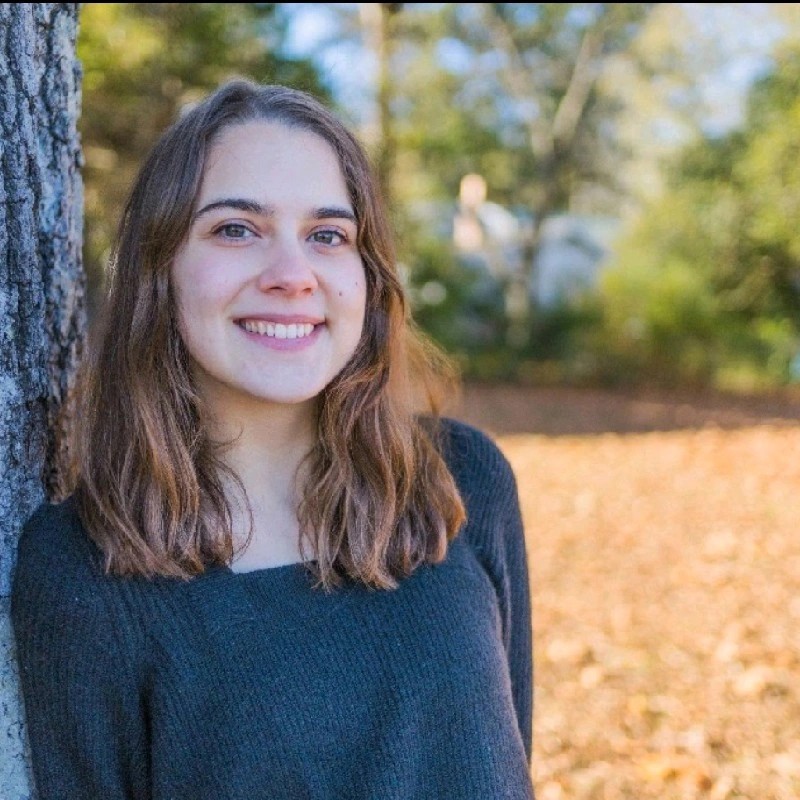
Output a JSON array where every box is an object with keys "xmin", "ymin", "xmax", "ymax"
[{"xmin": 74, "ymin": 79, "xmax": 465, "ymax": 590}]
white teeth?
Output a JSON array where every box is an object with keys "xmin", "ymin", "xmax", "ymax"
[{"xmin": 241, "ymin": 321, "xmax": 316, "ymax": 339}]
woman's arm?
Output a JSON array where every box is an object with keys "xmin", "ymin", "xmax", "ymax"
[
  {"xmin": 499, "ymin": 469, "xmax": 534, "ymax": 764},
  {"xmin": 437, "ymin": 418, "xmax": 534, "ymax": 762}
]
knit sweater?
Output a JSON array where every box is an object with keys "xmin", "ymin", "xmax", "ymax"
[{"xmin": 11, "ymin": 418, "xmax": 535, "ymax": 800}]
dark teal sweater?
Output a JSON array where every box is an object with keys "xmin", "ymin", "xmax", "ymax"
[{"xmin": 11, "ymin": 419, "xmax": 534, "ymax": 799}]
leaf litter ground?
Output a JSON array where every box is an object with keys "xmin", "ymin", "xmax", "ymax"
[{"xmin": 454, "ymin": 383, "xmax": 800, "ymax": 800}]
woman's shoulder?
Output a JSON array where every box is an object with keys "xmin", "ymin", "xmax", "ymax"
[
  {"xmin": 430, "ymin": 416, "xmax": 517, "ymax": 497},
  {"xmin": 12, "ymin": 495, "xmax": 150, "ymax": 697},
  {"xmin": 13, "ymin": 494, "xmax": 108, "ymax": 605},
  {"xmin": 429, "ymin": 417, "xmax": 525, "ymax": 563}
]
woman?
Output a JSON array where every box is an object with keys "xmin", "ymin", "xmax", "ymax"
[{"xmin": 12, "ymin": 79, "xmax": 534, "ymax": 799}]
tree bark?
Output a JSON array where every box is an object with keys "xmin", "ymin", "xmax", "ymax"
[{"xmin": 0, "ymin": 4, "xmax": 84, "ymax": 796}]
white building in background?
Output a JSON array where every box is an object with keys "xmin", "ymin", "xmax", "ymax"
[
  {"xmin": 533, "ymin": 213, "xmax": 621, "ymax": 307},
  {"xmin": 452, "ymin": 173, "xmax": 621, "ymax": 308}
]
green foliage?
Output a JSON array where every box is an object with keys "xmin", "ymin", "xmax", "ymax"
[
  {"xmin": 594, "ymin": 252, "xmax": 722, "ymax": 386},
  {"xmin": 592, "ymin": 44, "xmax": 800, "ymax": 390},
  {"xmin": 405, "ymin": 234, "xmax": 507, "ymax": 359},
  {"xmin": 77, "ymin": 3, "xmax": 327, "ymax": 314}
]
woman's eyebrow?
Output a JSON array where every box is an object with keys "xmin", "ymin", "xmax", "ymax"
[
  {"xmin": 312, "ymin": 206, "xmax": 357, "ymax": 224},
  {"xmin": 193, "ymin": 198, "xmax": 267, "ymax": 221},
  {"xmin": 192, "ymin": 199, "xmax": 357, "ymax": 225}
]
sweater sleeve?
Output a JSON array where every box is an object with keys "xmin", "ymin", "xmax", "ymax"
[
  {"xmin": 499, "ymin": 461, "xmax": 534, "ymax": 765},
  {"xmin": 436, "ymin": 418, "xmax": 534, "ymax": 764},
  {"xmin": 10, "ymin": 501, "xmax": 150, "ymax": 800}
]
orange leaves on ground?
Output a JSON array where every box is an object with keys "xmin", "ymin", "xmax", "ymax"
[{"xmin": 457, "ymin": 384, "xmax": 800, "ymax": 800}]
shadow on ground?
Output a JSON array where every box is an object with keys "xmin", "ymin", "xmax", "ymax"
[{"xmin": 451, "ymin": 382, "xmax": 800, "ymax": 436}]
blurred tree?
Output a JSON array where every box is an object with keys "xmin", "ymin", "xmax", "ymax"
[
  {"xmin": 595, "ymin": 42, "xmax": 800, "ymax": 390},
  {"xmin": 391, "ymin": 3, "xmax": 658, "ymax": 348},
  {"xmin": 78, "ymin": 3, "xmax": 328, "ymax": 318},
  {"xmin": 359, "ymin": 3, "xmax": 403, "ymax": 208}
]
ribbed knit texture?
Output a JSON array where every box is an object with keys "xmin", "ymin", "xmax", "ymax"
[{"xmin": 11, "ymin": 418, "xmax": 534, "ymax": 799}]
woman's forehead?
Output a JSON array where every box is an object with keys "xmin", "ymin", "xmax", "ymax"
[{"xmin": 197, "ymin": 121, "xmax": 352, "ymax": 213}]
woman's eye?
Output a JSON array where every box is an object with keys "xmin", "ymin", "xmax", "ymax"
[
  {"xmin": 214, "ymin": 223, "xmax": 254, "ymax": 240},
  {"xmin": 310, "ymin": 229, "xmax": 346, "ymax": 246}
]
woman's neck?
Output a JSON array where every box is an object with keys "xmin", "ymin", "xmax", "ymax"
[
  {"xmin": 202, "ymin": 394, "xmax": 319, "ymax": 569},
  {"xmin": 205, "ymin": 392, "xmax": 317, "ymax": 505}
]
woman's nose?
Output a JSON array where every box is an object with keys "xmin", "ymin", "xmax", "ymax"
[{"xmin": 255, "ymin": 238, "xmax": 318, "ymax": 296}]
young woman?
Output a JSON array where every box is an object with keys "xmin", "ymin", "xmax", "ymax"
[{"xmin": 12, "ymin": 79, "xmax": 534, "ymax": 799}]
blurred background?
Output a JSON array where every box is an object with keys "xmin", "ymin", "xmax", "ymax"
[
  {"xmin": 79, "ymin": 2, "xmax": 800, "ymax": 395},
  {"xmin": 77, "ymin": 4, "xmax": 800, "ymax": 798}
]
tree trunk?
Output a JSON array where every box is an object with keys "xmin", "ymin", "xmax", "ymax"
[
  {"xmin": 0, "ymin": 4, "xmax": 84, "ymax": 797},
  {"xmin": 359, "ymin": 3, "xmax": 402, "ymax": 213}
]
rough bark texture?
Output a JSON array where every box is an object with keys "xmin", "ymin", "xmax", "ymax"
[{"xmin": 0, "ymin": 4, "xmax": 84, "ymax": 797}]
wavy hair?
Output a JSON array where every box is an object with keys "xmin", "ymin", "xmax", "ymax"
[{"xmin": 73, "ymin": 79, "xmax": 466, "ymax": 590}]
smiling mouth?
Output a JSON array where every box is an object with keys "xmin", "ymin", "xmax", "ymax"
[{"xmin": 238, "ymin": 320, "xmax": 318, "ymax": 339}]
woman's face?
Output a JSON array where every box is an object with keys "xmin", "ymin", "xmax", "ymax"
[{"xmin": 171, "ymin": 121, "xmax": 367, "ymax": 414}]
